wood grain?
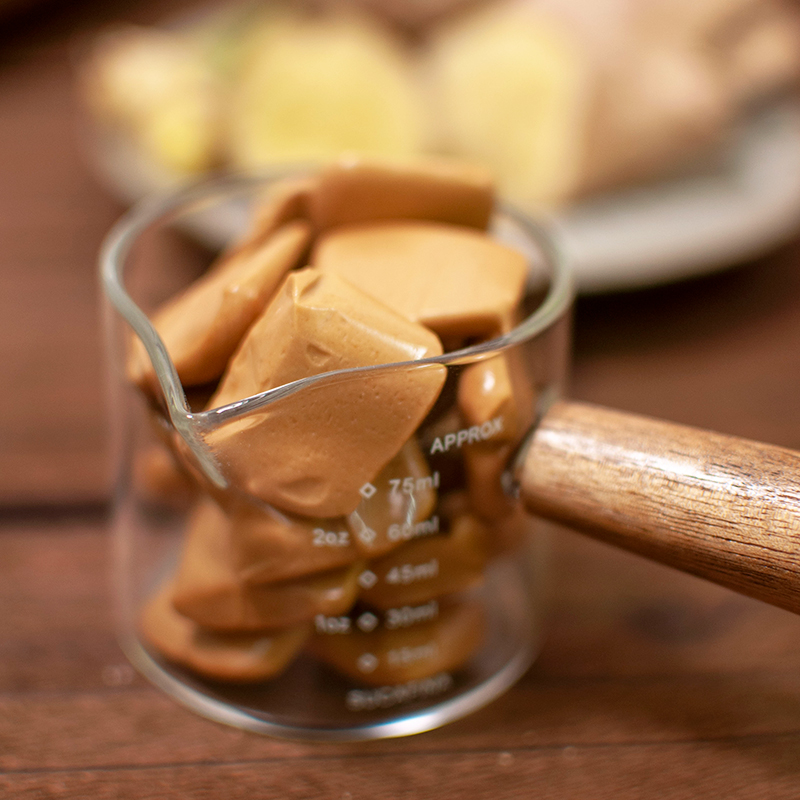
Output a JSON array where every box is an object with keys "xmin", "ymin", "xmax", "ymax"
[
  {"xmin": 3, "ymin": 518, "xmax": 800, "ymax": 799},
  {"xmin": 521, "ymin": 401, "xmax": 800, "ymax": 615},
  {"xmin": 3, "ymin": 1, "xmax": 800, "ymax": 795}
]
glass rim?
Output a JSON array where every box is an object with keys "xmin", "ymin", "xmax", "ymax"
[{"xmin": 99, "ymin": 168, "xmax": 574, "ymax": 433}]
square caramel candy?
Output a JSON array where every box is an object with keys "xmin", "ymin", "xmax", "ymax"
[
  {"xmin": 140, "ymin": 580, "xmax": 310, "ymax": 682},
  {"xmin": 185, "ymin": 498, "xmax": 361, "ymax": 586},
  {"xmin": 171, "ymin": 502, "xmax": 364, "ymax": 631},
  {"xmin": 309, "ymin": 154, "xmax": 494, "ymax": 230},
  {"xmin": 206, "ymin": 268, "xmax": 446, "ymax": 518},
  {"xmin": 128, "ymin": 220, "xmax": 311, "ymax": 392},
  {"xmin": 308, "ymin": 599, "xmax": 485, "ymax": 686},
  {"xmin": 312, "ymin": 220, "xmax": 527, "ymax": 340},
  {"xmin": 224, "ymin": 175, "xmax": 318, "ymax": 263}
]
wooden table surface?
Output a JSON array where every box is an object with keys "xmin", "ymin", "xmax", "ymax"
[{"xmin": 4, "ymin": 3, "xmax": 800, "ymax": 798}]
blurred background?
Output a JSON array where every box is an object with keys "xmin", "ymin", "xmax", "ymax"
[
  {"xmin": 4, "ymin": 0, "xmax": 800, "ymax": 508},
  {"xmin": 5, "ymin": 0, "xmax": 800, "ymax": 794}
]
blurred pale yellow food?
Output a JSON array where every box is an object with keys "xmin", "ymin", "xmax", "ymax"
[
  {"xmin": 425, "ymin": 0, "xmax": 800, "ymax": 206},
  {"xmin": 81, "ymin": 25, "xmax": 222, "ymax": 174},
  {"xmin": 81, "ymin": 0, "xmax": 800, "ymax": 208},
  {"xmin": 226, "ymin": 8, "xmax": 428, "ymax": 169}
]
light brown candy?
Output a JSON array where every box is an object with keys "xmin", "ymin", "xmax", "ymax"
[
  {"xmin": 206, "ymin": 268, "xmax": 446, "ymax": 517},
  {"xmin": 185, "ymin": 498, "xmax": 361, "ymax": 586},
  {"xmin": 313, "ymin": 220, "xmax": 527, "ymax": 340},
  {"xmin": 439, "ymin": 491, "xmax": 528, "ymax": 556},
  {"xmin": 463, "ymin": 443, "xmax": 517, "ymax": 520},
  {"xmin": 457, "ymin": 352, "xmax": 535, "ymax": 446},
  {"xmin": 308, "ymin": 599, "xmax": 484, "ymax": 686},
  {"xmin": 172, "ymin": 502, "xmax": 364, "ymax": 630},
  {"xmin": 309, "ymin": 154, "xmax": 494, "ymax": 230},
  {"xmin": 132, "ymin": 441, "xmax": 197, "ymax": 509},
  {"xmin": 358, "ymin": 512, "xmax": 490, "ymax": 609},
  {"xmin": 225, "ymin": 175, "xmax": 318, "ymax": 263},
  {"xmin": 140, "ymin": 581, "xmax": 309, "ymax": 682},
  {"xmin": 128, "ymin": 220, "xmax": 312, "ymax": 391},
  {"xmin": 347, "ymin": 438, "xmax": 438, "ymax": 558}
]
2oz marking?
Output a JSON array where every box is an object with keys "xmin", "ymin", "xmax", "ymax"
[{"xmin": 312, "ymin": 528, "xmax": 350, "ymax": 547}]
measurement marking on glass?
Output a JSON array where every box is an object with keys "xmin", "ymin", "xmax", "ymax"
[
  {"xmin": 357, "ymin": 612, "xmax": 379, "ymax": 632},
  {"xmin": 387, "ymin": 642, "xmax": 438, "ymax": 667},
  {"xmin": 429, "ymin": 416, "xmax": 505, "ymax": 454},
  {"xmin": 359, "ymin": 483, "xmax": 377, "ymax": 500},
  {"xmin": 357, "ymin": 653, "xmax": 379, "ymax": 673},
  {"xmin": 388, "ymin": 472, "xmax": 440, "ymax": 499},
  {"xmin": 385, "ymin": 600, "xmax": 439, "ymax": 629},
  {"xmin": 357, "ymin": 526, "xmax": 377, "ymax": 546},
  {"xmin": 387, "ymin": 515, "xmax": 439, "ymax": 543},
  {"xmin": 315, "ymin": 614, "xmax": 351, "ymax": 634},
  {"xmin": 346, "ymin": 673, "xmax": 454, "ymax": 711},
  {"xmin": 312, "ymin": 528, "xmax": 350, "ymax": 547},
  {"xmin": 385, "ymin": 558, "xmax": 439, "ymax": 585},
  {"xmin": 358, "ymin": 570, "xmax": 378, "ymax": 589}
]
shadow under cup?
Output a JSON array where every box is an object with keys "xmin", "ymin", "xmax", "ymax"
[{"xmin": 100, "ymin": 171, "xmax": 573, "ymax": 741}]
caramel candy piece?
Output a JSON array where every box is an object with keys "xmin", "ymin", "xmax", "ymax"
[
  {"xmin": 457, "ymin": 353, "xmax": 535, "ymax": 446},
  {"xmin": 140, "ymin": 581, "xmax": 309, "ymax": 682},
  {"xmin": 226, "ymin": 176, "xmax": 318, "ymax": 263},
  {"xmin": 358, "ymin": 513, "xmax": 490, "ymax": 609},
  {"xmin": 129, "ymin": 220, "xmax": 311, "ymax": 391},
  {"xmin": 185, "ymin": 498, "xmax": 360, "ymax": 586},
  {"xmin": 463, "ymin": 443, "xmax": 517, "ymax": 520},
  {"xmin": 132, "ymin": 442, "xmax": 197, "ymax": 510},
  {"xmin": 309, "ymin": 599, "xmax": 484, "ymax": 686},
  {"xmin": 439, "ymin": 490, "xmax": 527, "ymax": 556},
  {"xmin": 347, "ymin": 438, "xmax": 438, "ymax": 558},
  {"xmin": 172, "ymin": 503, "xmax": 364, "ymax": 630},
  {"xmin": 309, "ymin": 155, "xmax": 494, "ymax": 230},
  {"xmin": 313, "ymin": 220, "xmax": 527, "ymax": 340},
  {"xmin": 207, "ymin": 268, "xmax": 446, "ymax": 517}
]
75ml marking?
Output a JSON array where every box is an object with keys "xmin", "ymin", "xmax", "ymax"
[{"xmin": 388, "ymin": 472, "xmax": 440, "ymax": 499}]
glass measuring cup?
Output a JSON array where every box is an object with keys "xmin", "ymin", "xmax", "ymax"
[{"xmin": 100, "ymin": 170, "xmax": 573, "ymax": 740}]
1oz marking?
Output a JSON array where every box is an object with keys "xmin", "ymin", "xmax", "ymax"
[{"xmin": 315, "ymin": 614, "xmax": 351, "ymax": 634}]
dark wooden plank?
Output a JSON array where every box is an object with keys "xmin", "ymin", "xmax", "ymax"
[
  {"xmin": 3, "ymin": 670, "xmax": 800, "ymax": 772},
  {"xmin": 571, "ymin": 241, "xmax": 800, "ymax": 448},
  {"xmin": 3, "ymin": 735, "xmax": 800, "ymax": 800}
]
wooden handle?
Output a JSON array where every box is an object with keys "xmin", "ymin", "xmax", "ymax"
[{"xmin": 519, "ymin": 401, "xmax": 800, "ymax": 614}]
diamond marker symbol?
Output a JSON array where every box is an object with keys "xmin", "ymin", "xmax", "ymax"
[
  {"xmin": 357, "ymin": 612, "xmax": 379, "ymax": 633},
  {"xmin": 359, "ymin": 483, "xmax": 377, "ymax": 500},
  {"xmin": 358, "ymin": 570, "xmax": 378, "ymax": 590},
  {"xmin": 358, "ymin": 527, "xmax": 377, "ymax": 546},
  {"xmin": 357, "ymin": 653, "xmax": 379, "ymax": 673}
]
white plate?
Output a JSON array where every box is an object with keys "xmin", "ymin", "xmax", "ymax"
[
  {"xmin": 87, "ymin": 102, "xmax": 800, "ymax": 294},
  {"xmin": 553, "ymin": 101, "xmax": 800, "ymax": 293}
]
